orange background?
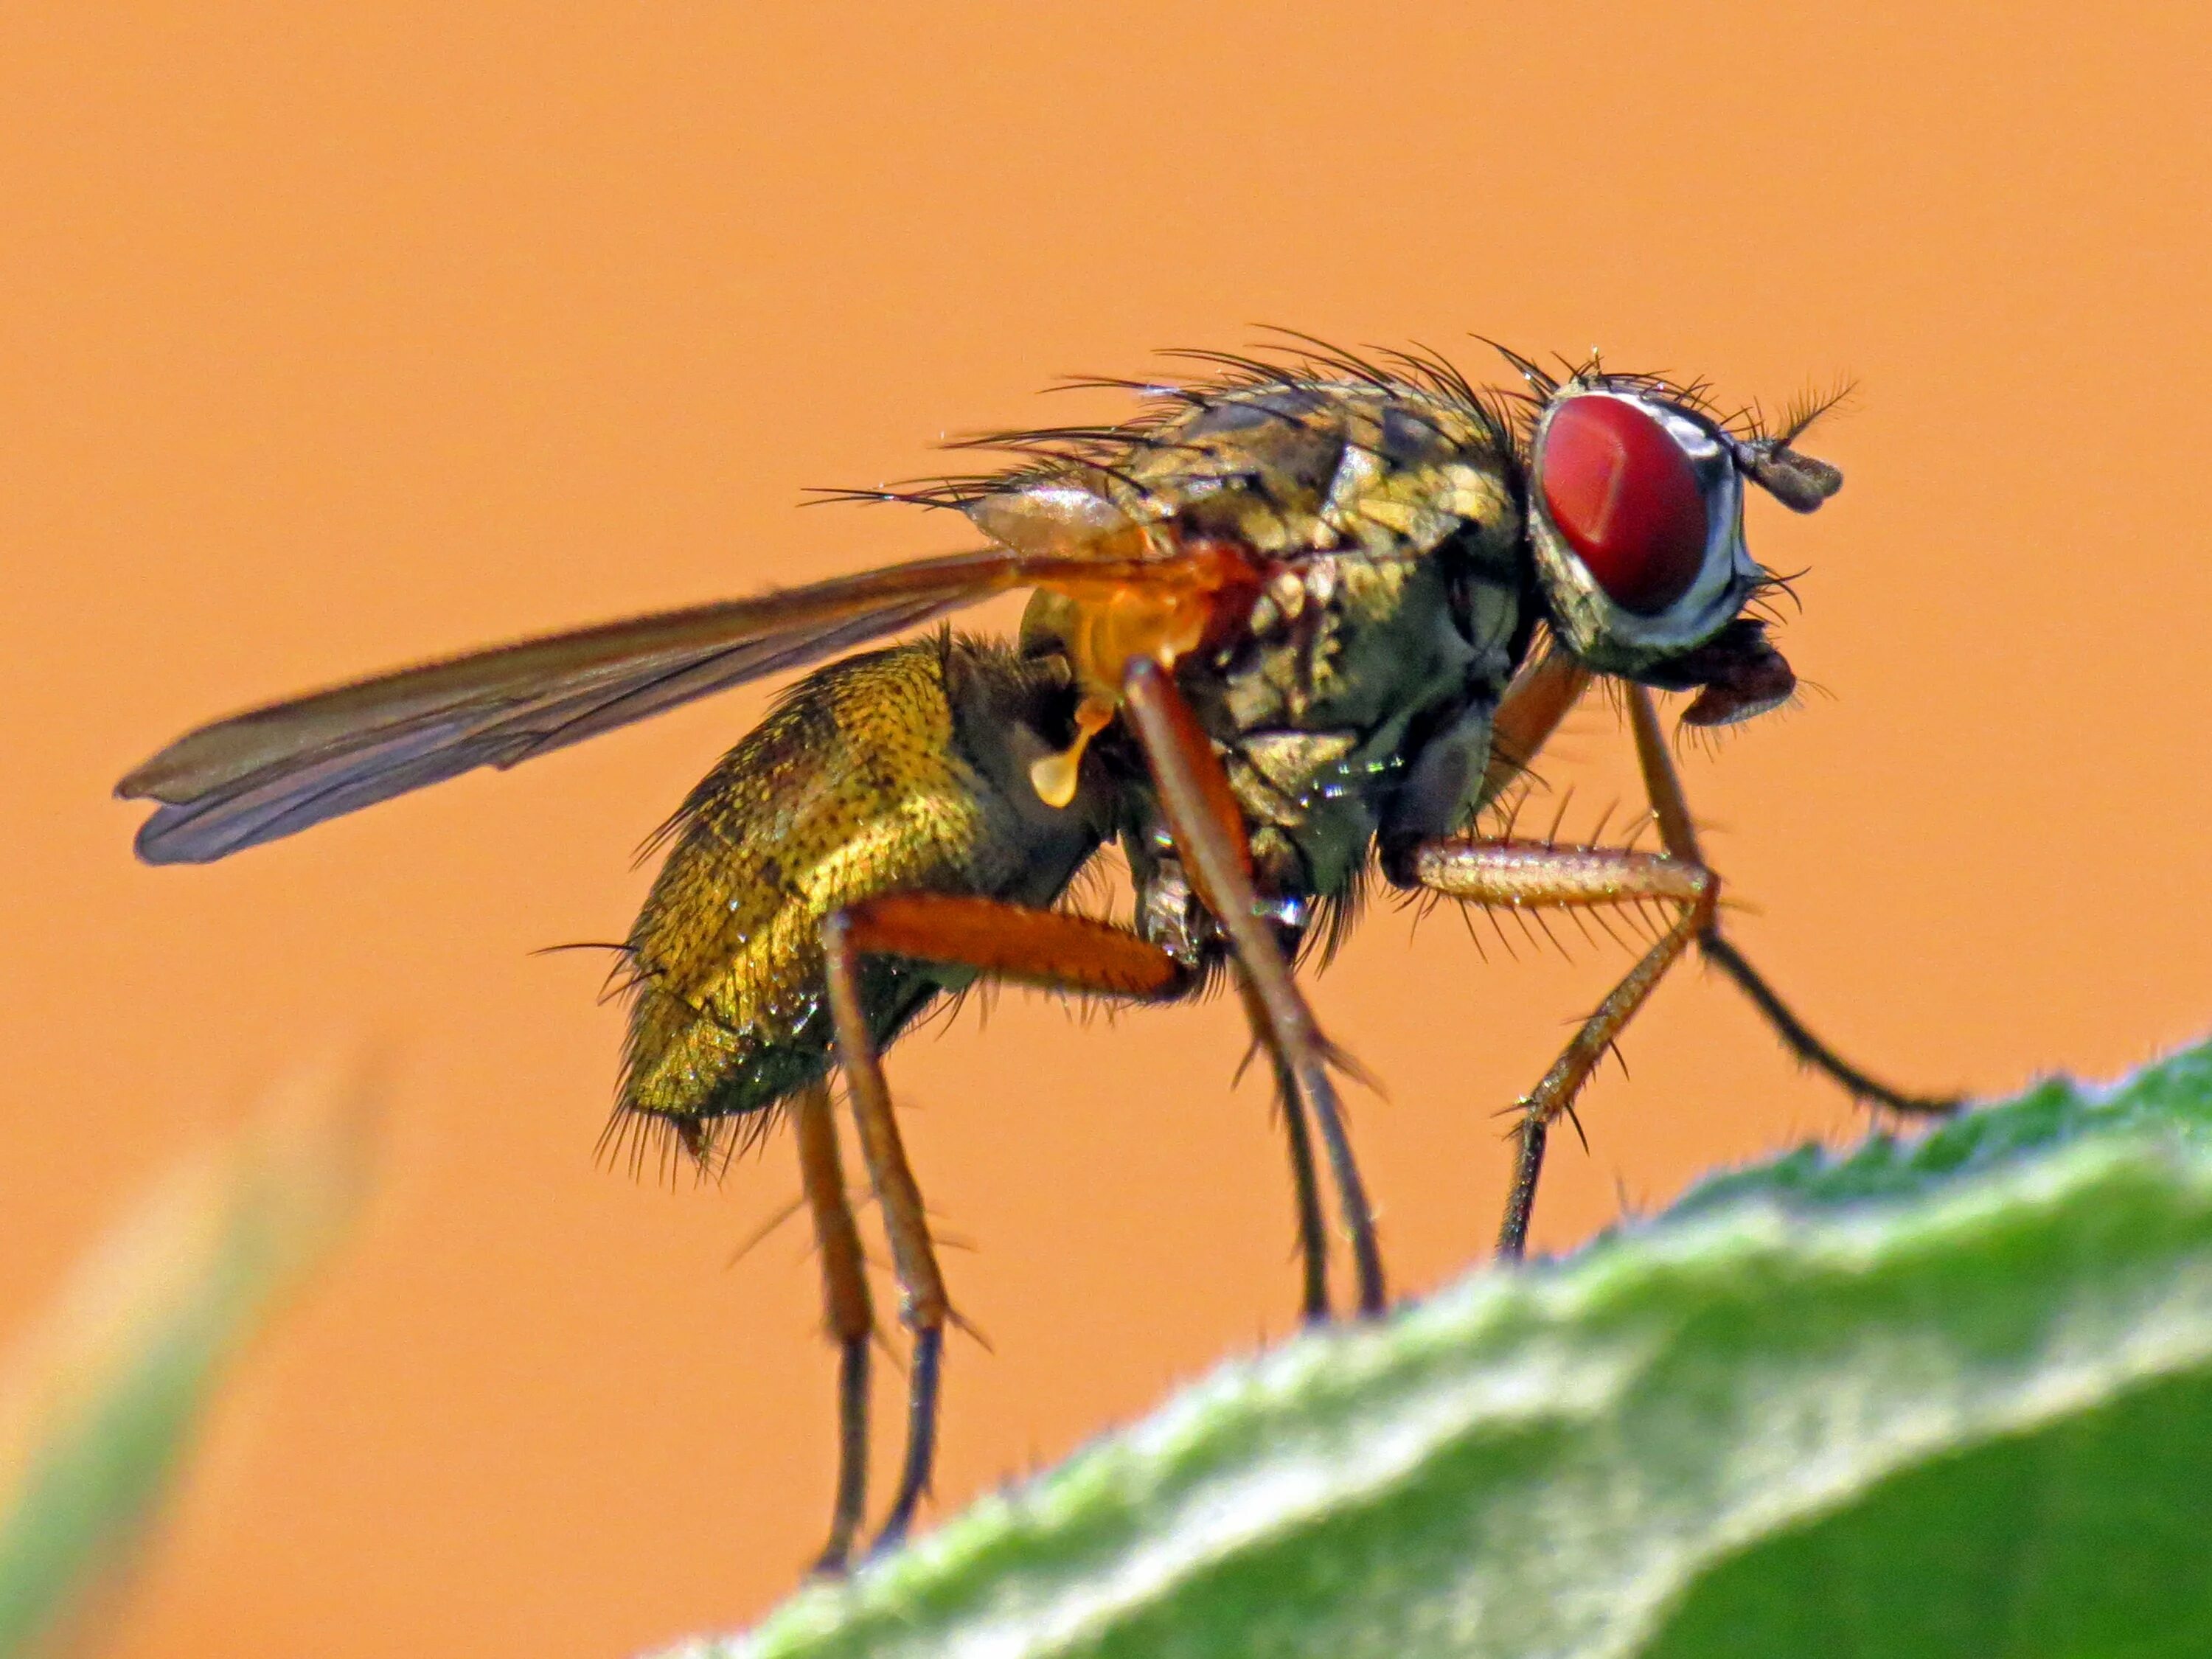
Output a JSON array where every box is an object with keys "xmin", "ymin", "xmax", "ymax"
[{"xmin": 6, "ymin": 5, "xmax": 2210, "ymax": 1654}]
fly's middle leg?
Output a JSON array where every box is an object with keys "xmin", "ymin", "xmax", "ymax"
[{"xmin": 820, "ymin": 893, "xmax": 1190, "ymax": 1559}]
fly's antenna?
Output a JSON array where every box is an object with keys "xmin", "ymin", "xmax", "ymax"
[{"xmin": 1775, "ymin": 376, "xmax": 1857, "ymax": 448}]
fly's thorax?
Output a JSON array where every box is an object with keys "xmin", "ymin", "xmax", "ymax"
[
  {"xmin": 1196, "ymin": 405, "xmax": 1527, "ymax": 897},
  {"xmin": 1005, "ymin": 380, "xmax": 1521, "ymax": 697},
  {"xmin": 1007, "ymin": 380, "xmax": 1530, "ymax": 902},
  {"xmin": 615, "ymin": 635, "xmax": 1105, "ymax": 1145},
  {"xmin": 1209, "ymin": 538, "xmax": 1525, "ymax": 900}
]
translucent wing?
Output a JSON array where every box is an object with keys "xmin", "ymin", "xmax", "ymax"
[{"xmin": 118, "ymin": 543, "xmax": 1168, "ymax": 864}]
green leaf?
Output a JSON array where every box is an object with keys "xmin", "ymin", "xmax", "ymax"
[
  {"xmin": 1663, "ymin": 1037, "xmax": 2212, "ymax": 1216},
  {"xmin": 678, "ymin": 1037, "xmax": 2212, "ymax": 1659},
  {"xmin": 0, "ymin": 1079, "xmax": 370, "ymax": 1658}
]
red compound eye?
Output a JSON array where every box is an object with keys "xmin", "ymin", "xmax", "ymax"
[{"xmin": 1538, "ymin": 397, "xmax": 1709, "ymax": 615}]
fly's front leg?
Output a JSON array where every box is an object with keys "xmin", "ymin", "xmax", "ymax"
[
  {"xmin": 1624, "ymin": 686, "xmax": 1961, "ymax": 1119},
  {"xmin": 1412, "ymin": 838, "xmax": 1717, "ymax": 1256},
  {"xmin": 821, "ymin": 892, "xmax": 1189, "ymax": 1556},
  {"xmin": 1121, "ymin": 658, "xmax": 1387, "ymax": 1316}
]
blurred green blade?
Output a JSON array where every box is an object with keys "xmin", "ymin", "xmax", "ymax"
[
  {"xmin": 673, "ymin": 1040, "xmax": 2212, "ymax": 1659},
  {"xmin": 0, "ymin": 1079, "xmax": 370, "ymax": 1658}
]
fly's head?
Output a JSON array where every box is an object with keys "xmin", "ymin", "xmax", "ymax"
[{"xmin": 1515, "ymin": 361, "xmax": 1844, "ymax": 728}]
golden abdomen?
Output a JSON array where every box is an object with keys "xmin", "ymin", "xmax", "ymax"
[{"xmin": 615, "ymin": 634, "xmax": 1099, "ymax": 1155}]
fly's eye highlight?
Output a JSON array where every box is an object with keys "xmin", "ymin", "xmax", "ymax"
[{"xmin": 1537, "ymin": 395, "xmax": 1708, "ymax": 615}]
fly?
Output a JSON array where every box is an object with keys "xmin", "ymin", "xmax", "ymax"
[{"xmin": 115, "ymin": 336, "xmax": 1958, "ymax": 1571}]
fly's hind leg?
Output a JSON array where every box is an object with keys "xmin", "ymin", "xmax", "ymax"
[
  {"xmin": 820, "ymin": 893, "xmax": 1189, "ymax": 1556},
  {"xmin": 788, "ymin": 1079, "xmax": 872, "ymax": 1574},
  {"xmin": 1621, "ymin": 686, "xmax": 1961, "ymax": 1121}
]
